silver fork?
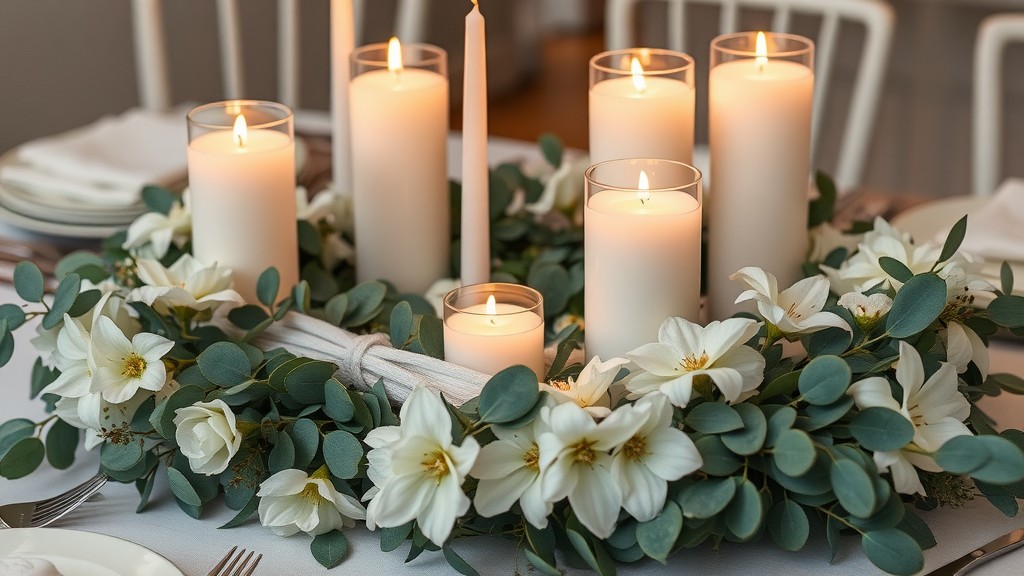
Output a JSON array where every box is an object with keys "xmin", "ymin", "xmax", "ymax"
[
  {"xmin": 0, "ymin": 473, "xmax": 107, "ymax": 529},
  {"xmin": 208, "ymin": 546, "xmax": 263, "ymax": 576}
]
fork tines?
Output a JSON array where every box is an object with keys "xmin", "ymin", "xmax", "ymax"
[
  {"xmin": 29, "ymin": 473, "xmax": 108, "ymax": 527},
  {"xmin": 209, "ymin": 546, "xmax": 263, "ymax": 576}
]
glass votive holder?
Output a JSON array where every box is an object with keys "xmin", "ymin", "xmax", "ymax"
[
  {"xmin": 589, "ymin": 48, "xmax": 696, "ymax": 166},
  {"xmin": 584, "ymin": 158, "xmax": 702, "ymax": 362},
  {"xmin": 443, "ymin": 283, "xmax": 545, "ymax": 380},
  {"xmin": 186, "ymin": 100, "xmax": 297, "ymax": 305}
]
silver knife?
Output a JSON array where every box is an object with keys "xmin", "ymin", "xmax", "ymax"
[{"xmin": 926, "ymin": 528, "xmax": 1024, "ymax": 575}]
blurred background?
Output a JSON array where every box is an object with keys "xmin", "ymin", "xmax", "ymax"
[{"xmin": 0, "ymin": 0, "xmax": 1021, "ymax": 198}]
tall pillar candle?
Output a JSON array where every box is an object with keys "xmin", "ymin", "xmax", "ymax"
[
  {"xmin": 584, "ymin": 159, "xmax": 702, "ymax": 361},
  {"xmin": 707, "ymin": 32, "xmax": 814, "ymax": 321},
  {"xmin": 330, "ymin": 0, "xmax": 354, "ymax": 192},
  {"xmin": 589, "ymin": 49, "xmax": 695, "ymax": 167},
  {"xmin": 187, "ymin": 100, "xmax": 299, "ymax": 304},
  {"xmin": 461, "ymin": 0, "xmax": 490, "ymax": 286},
  {"xmin": 443, "ymin": 283, "xmax": 545, "ymax": 380},
  {"xmin": 349, "ymin": 39, "xmax": 450, "ymax": 293}
]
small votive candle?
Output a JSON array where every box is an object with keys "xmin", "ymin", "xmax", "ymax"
[{"xmin": 443, "ymin": 283, "xmax": 545, "ymax": 380}]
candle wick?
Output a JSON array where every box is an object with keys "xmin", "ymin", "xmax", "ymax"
[{"xmin": 489, "ymin": 318, "xmax": 496, "ymax": 325}]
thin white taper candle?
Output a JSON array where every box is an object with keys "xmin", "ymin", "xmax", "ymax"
[
  {"xmin": 331, "ymin": 0, "xmax": 354, "ymax": 192},
  {"xmin": 460, "ymin": 0, "xmax": 490, "ymax": 286}
]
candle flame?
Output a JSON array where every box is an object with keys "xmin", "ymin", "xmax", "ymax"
[
  {"xmin": 638, "ymin": 170, "xmax": 650, "ymax": 205},
  {"xmin": 630, "ymin": 57, "xmax": 647, "ymax": 93},
  {"xmin": 388, "ymin": 37, "xmax": 403, "ymax": 73},
  {"xmin": 485, "ymin": 294, "xmax": 497, "ymax": 315},
  {"xmin": 471, "ymin": 0, "xmax": 479, "ymax": 7},
  {"xmin": 755, "ymin": 31, "xmax": 768, "ymax": 72},
  {"xmin": 232, "ymin": 114, "xmax": 247, "ymax": 148}
]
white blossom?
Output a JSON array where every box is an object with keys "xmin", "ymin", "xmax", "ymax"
[
  {"xmin": 471, "ymin": 412, "xmax": 552, "ymax": 528},
  {"xmin": 525, "ymin": 153, "xmax": 589, "ymax": 215},
  {"xmin": 541, "ymin": 356, "xmax": 628, "ymax": 418},
  {"xmin": 822, "ymin": 217, "xmax": 941, "ymax": 293},
  {"xmin": 626, "ymin": 317, "xmax": 765, "ymax": 407},
  {"xmin": 123, "ymin": 191, "xmax": 191, "ymax": 259},
  {"xmin": 130, "ymin": 254, "xmax": 243, "ymax": 314},
  {"xmin": 808, "ymin": 222, "xmax": 862, "ymax": 262},
  {"xmin": 424, "ymin": 278, "xmax": 461, "ymax": 317},
  {"xmin": 732, "ymin": 267, "xmax": 850, "ymax": 336},
  {"xmin": 258, "ymin": 467, "xmax": 366, "ymax": 537},
  {"xmin": 89, "ymin": 315, "xmax": 174, "ymax": 403},
  {"xmin": 174, "ymin": 399, "xmax": 243, "ymax": 475}
]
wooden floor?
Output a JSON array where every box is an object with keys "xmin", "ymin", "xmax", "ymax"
[{"xmin": 450, "ymin": 32, "xmax": 602, "ymax": 151}]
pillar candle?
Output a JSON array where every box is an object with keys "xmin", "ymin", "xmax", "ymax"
[
  {"xmin": 707, "ymin": 32, "xmax": 814, "ymax": 321},
  {"xmin": 589, "ymin": 49, "xmax": 695, "ymax": 166},
  {"xmin": 461, "ymin": 0, "xmax": 490, "ymax": 286},
  {"xmin": 584, "ymin": 159, "xmax": 702, "ymax": 361},
  {"xmin": 330, "ymin": 0, "xmax": 354, "ymax": 192},
  {"xmin": 443, "ymin": 283, "xmax": 545, "ymax": 380},
  {"xmin": 187, "ymin": 101, "xmax": 299, "ymax": 304},
  {"xmin": 350, "ymin": 39, "xmax": 450, "ymax": 293}
]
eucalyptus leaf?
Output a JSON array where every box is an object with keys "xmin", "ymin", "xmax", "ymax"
[
  {"xmin": 724, "ymin": 478, "xmax": 764, "ymax": 541},
  {"xmin": 390, "ymin": 300, "xmax": 414, "ymax": 348},
  {"xmin": 809, "ymin": 171, "xmax": 837, "ymax": 228},
  {"xmin": 219, "ymin": 494, "xmax": 259, "ymax": 529},
  {"xmin": 936, "ymin": 214, "xmax": 968, "ymax": 265},
  {"xmin": 381, "ymin": 522, "xmax": 414, "ymax": 552},
  {"xmin": 343, "ymin": 282, "xmax": 387, "ymax": 327},
  {"xmin": 325, "ymin": 378, "xmax": 356, "ymax": 422},
  {"xmin": 849, "ymin": 407, "xmax": 915, "ymax": 452},
  {"xmin": 524, "ymin": 549, "xmax": 562, "ymax": 576},
  {"xmin": 678, "ymin": 477, "xmax": 736, "ymax": 519},
  {"xmin": 285, "ymin": 359, "xmax": 336, "ymax": 405},
  {"xmin": 257, "ymin": 267, "xmax": 280, "ymax": 308},
  {"xmin": 311, "ymin": 530, "xmax": 349, "ymax": 569},
  {"xmin": 323, "ymin": 430, "xmax": 363, "ymax": 479},
  {"xmin": 798, "ymin": 355, "xmax": 851, "ymax": 405},
  {"xmin": 0, "ymin": 304, "xmax": 25, "ymax": 331},
  {"xmin": 1001, "ymin": 261, "xmax": 1014, "ymax": 295},
  {"xmin": 861, "ymin": 529, "xmax": 924, "ymax": 576},
  {"xmin": 141, "ymin": 185, "xmax": 176, "ymax": 214},
  {"xmin": 44, "ymin": 418, "xmax": 79, "ymax": 469},
  {"xmin": 268, "ymin": 432, "xmax": 296, "ymax": 473},
  {"xmin": 695, "ymin": 435, "xmax": 743, "ymax": 476},
  {"xmin": 55, "ymin": 250, "xmax": 106, "ymax": 280},
  {"xmin": 685, "ymin": 402, "xmax": 744, "ymax": 434},
  {"xmin": 42, "ymin": 274, "xmax": 81, "ymax": 330},
  {"xmin": 773, "ymin": 429, "xmax": 816, "ymax": 476},
  {"xmin": 831, "ymin": 458, "xmax": 876, "ymax": 518},
  {"xmin": 228, "ymin": 305, "xmax": 270, "ymax": 330},
  {"xmin": 722, "ymin": 403, "xmax": 767, "ymax": 455},
  {"xmin": 442, "ymin": 545, "xmax": 480, "ymax": 576},
  {"xmin": 538, "ymin": 133, "xmax": 563, "ymax": 167},
  {"xmin": 13, "ymin": 261, "xmax": 44, "ymax": 302},
  {"xmin": 477, "ymin": 365, "xmax": 540, "ymax": 424},
  {"xmin": 197, "ymin": 341, "xmax": 252, "ymax": 387},
  {"xmin": 166, "ymin": 466, "xmax": 202, "ymax": 507},
  {"xmin": 636, "ymin": 501, "xmax": 682, "ymax": 563},
  {"xmin": 767, "ymin": 499, "xmax": 809, "ymax": 552},
  {"xmin": 886, "ymin": 274, "xmax": 947, "ymax": 338},
  {"xmin": 0, "ymin": 437, "xmax": 44, "ymax": 479},
  {"xmin": 987, "ymin": 295, "xmax": 1024, "ymax": 328},
  {"xmin": 878, "ymin": 256, "xmax": 913, "ymax": 284},
  {"xmin": 101, "ymin": 440, "xmax": 144, "ymax": 472}
]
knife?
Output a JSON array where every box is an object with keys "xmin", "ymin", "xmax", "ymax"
[{"xmin": 926, "ymin": 528, "xmax": 1024, "ymax": 575}]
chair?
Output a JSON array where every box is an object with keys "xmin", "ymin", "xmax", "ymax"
[
  {"xmin": 973, "ymin": 13, "xmax": 1024, "ymax": 198},
  {"xmin": 605, "ymin": 0, "xmax": 894, "ymax": 193}
]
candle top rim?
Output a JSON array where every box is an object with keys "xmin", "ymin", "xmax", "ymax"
[
  {"xmin": 351, "ymin": 42, "xmax": 447, "ymax": 70},
  {"xmin": 188, "ymin": 100, "xmax": 293, "ymax": 132},
  {"xmin": 443, "ymin": 283, "xmax": 543, "ymax": 316},
  {"xmin": 590, "ymin": 48, "xmax": 694, "ymax": 77},
  {"xmin": 711, "ymin": 31, "xmax": 813, "ymax": 59},
  {"xmin": 586, "ymin": 189, "xmax": 701, "ymax": 216},
  {"xmin": 585, "ymin": 160, "xmax": 702, "ymax": 194},
  {"xmin": 591, "ymin": 75, "xmax": 694, "ymax": 95}
]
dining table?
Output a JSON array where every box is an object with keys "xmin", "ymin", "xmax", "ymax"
[{"xmin": 0, "ymin": 134, "xmax": 1022, "ymax": 576}]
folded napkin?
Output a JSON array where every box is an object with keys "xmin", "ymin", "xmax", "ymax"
[
  {"xmin": 0, "ymin": 558, "xmax": 63, "ymax": 575},
  {"xmin": 958, "ymin": 178, "xmax": 1024, "ymax": 262},
  {"xmin": 0, "ymin": 107, "xmax": 187, "ymax": 208}
]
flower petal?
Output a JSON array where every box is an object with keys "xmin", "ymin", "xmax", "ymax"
[{"xmin": 568, "ymin": 465, "xmax": 622, "ymax": 539}]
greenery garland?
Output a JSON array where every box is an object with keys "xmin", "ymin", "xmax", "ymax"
[{"xmin": 0, "ymin": 137, "xmax": 1023, "ymax": 575}]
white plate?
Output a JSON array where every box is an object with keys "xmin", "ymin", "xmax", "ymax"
[{"xmin": 0, "ymin": 528, "xmax": 183, "ymax": 576}]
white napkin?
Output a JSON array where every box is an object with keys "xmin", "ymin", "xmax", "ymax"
[
  {"xmin": 0, "ymin": 557, "xmax": 63, "ymax": 575},
  {"xmin": 959, "ymin": 178, "xmax": 1024, "ymax": 262},
  {"xmin": 0, "ymin": 108, "xmax": 186, "ymax": 207}
]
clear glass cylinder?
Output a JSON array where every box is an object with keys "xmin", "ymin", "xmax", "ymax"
[
  {"xmin": 710, "ymin": 31, "xmax": 813, "ymax": 69},
  {"xmin": 187, "ymin": 100, "xmax": 294, "ymax": 143},
  {"xmin": 589, "ymin": 48, "xmax": 696, "ymax": 166},
  {"xmin": 443, "ymin": 283, "xmax": 545, "ymax": 380},
  {"xmin": 584, "ymin": 159, "xmax": 703, "ymax": 361},
  {"xmin": 351, "ymin": 41, "xmax": 447, "ymax": 77}
]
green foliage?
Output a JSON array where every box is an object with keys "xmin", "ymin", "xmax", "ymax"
[
  {"xmin": 477, "ymin": 365, "xmax": 540, "ymax": 424},
  {"xmin": 886, "ymin": 274, "xmax": 947, "ymax": 338},
  {"xmin": 312, "ymin": 530, "xmax": 350, "ymax": 569}
]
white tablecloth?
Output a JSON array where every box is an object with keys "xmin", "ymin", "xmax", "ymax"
[{"xmin": 0, "ymin": 280, "xmax": 1022, "ymax": 576}]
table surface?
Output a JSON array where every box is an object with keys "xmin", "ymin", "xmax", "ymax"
[{"xmin": 0, "ymin": 137, "xmax": 1023, "ymax": 575}]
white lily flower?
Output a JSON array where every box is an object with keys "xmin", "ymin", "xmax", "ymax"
[
  {"xmin": 424, "ymin": 278, "xmax": 461, "ymax": 317},
  {"xmin": 123, "ymin": 191, "xmax": 191, "ymax": 259},
  {"xmin": 822, "ymin": 217, "xmax": 941, "ymax": 294},
  {"xmin": 838, "ymin": 291, "xmax": 894, "ymax": 332},
  {"xmin": 89, "ymin": 315, "xmax": 174, "ymax": 403},
  {"xmin": 625, "ymin": 317, "xmax": 765, "ymax": 407},
  {"xmin": 611, "ymin": 395, "xmax": 702, "ymax": 522},
  {"xmin": 471, "ymin": 411, "xmax": 552, "ymax": 528},
  {"xmin": 847, "ymin": 341, "xmax": 972, "ymax": 495},
  {"xmin": 525, "ymin": 153, "xmax": 589, "ymax": 215},
  {"xmin": 258, "ymin": 466, "xmax": 366, "ymax": 537},
  {"xmin": 131, "ymin": 254, "xmax": 243, "ymax": 314},
  {"xmin": 732, "ymin": 267, "xmax": 850, "ymax": 336},
  {"xmin": 537, "ymin": 401, "xmax": 644, "ymax": 538},
  {"xmin": 174, "ymin": 399, "xmax": 243, "ymax": 475},
  {"xmin": 541, "ymin": 356, "xmax": 628, "ymax": 418},
  {"xmin": 944, "ymin": 321, "xmax": 989, "ymax": 380},
  {"xmin": 297, "ymin": 184, "xmax": 354, "ymax": 234},
  {"xmin": 808, "ymin": 222, "xmax": 862, "ymax": 262},
  {"xmin": 363, "ymin": 387, "xmax": 479, "ymax": 547},
  {"xmin": 40, "ymin": 314, "xmax": 93, "ymax": 398}
]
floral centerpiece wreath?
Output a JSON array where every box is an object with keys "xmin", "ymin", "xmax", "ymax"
[{"xmin": 1, "ymin": 136, "xmax": 1023, "ymax": 576}]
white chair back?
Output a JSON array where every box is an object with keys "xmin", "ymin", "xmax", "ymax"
[
  {"xmin": 605, "ymin": 0, "xmax": 894, "ymax": 193},
  {"xmin": 130, "ymin": 0, "xmax": 428, "ymax": 115},
  {"xmin": 973, "ymin": 13, "xmax": 1024, "ymax": 198}
]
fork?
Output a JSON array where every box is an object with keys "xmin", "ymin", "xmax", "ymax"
[
  {"xmin": 208, "ymin": 546, "xmax": 263, "ymax": 576},
  {"xmin": 0, "ymin": 472, "xmax": 107, "ymax": 529}
]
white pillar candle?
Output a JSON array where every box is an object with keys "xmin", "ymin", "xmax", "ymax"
[
  {"xmin": 187, "ymin": 100, "xmax": 299, "ymax": 304},
  {"xmin": 330, "ymin": 0, "xmax": 354, "ymax": 192},
  {"xmin": 350, "ymin": 39, "xmax": 450, "ymax": 293},
  {"xmin": 584, "ymin": 159, "xmax": 702, "ymax": 361},
  {"xmin": 460, "ymin": 0, "xmax": 490, "ymax": 287},
  {"xmin": 443, "ymin": 283, "xmax": 545, "ymax": 380},
  {"xmin": 589, "ymin": 49, "xmax": 695, "ymax": 166},
  {"xmin": 707, "ymin": 32, "xmax": 814, "ymax": 321}
]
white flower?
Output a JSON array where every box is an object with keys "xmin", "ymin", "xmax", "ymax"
[
  {"xmin": 41, "ymin": 314, "xmax": 93, "ymax": 398},
  {"xmin": 537, "ymin": 401, "xmax": 643, "ymax": 538},
  {"xmin": 130, "ymin": 254, "xmax": 243, "ymax": 314},
  {"xmin": 123, "ymin": 191, "xmax": 191, "ymax": 259},
  {"xmin": 822, "ymin": 217, "xmax": 941, "ymax": 293},
  {"xmin": 731, "ymin": 267, "xmax": 850, "ymax": 336},
  {"xmin": 471, "ymin": 412, "xmax": 552, "ymax": 529},
  {"xmin": 55, "ymin": 379, "xmax": 178, "ymax": 450},
  {"xmin": 173, "ymin": 399, "xmax": 243, "ymax": 475},
  {"xmin": 611, "ymin": 395, "xmax": 702, "ymax": 522},
  {"xmin": 625, "ymin": 317, "xmax": 765, "ymax": 407},
  {"xmin": 297, "ymin": 184, "xmax": 353, "ymax": 233},
  {"xmin": 808, "ymin": 222, "xmax": 862, "ymax": 262},
  {"xmin": 541, "ymin": 356, "xmax": 628, "ymax": 418},
  {"xmin": 89, "ymin": 315, "xmax": 174, "ymax": 403},
  {"xmin": 944, "ymin": 321, "xmax": 989, "ymax": 380},
  {"xmin": 525, "ymin": 153, "xmax": 589, "ymax": 215},
  {"xmin": 847, "ymin": 341, "xmax": 972, "ymax": 495},
  {"xmin": 257, "ymin": 467, "xmax": 366, "ymax": 537},
  {"xmin": 838, "ymin": 291, "xmax": 894, "ymax": 332},
  {"xmin": 363, "ymin": 387, "xmax": 480, "ymax": 547},
  {"xmin": 424, "ymin": 278, "xmax": 461, "ymax": 317},
  {"xmin": 552, "ymin": 312, "xmax": 585, "ymax": 335}
]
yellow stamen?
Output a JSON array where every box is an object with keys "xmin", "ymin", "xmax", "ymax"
[
  {"xmin": 422, "ymin": 450, "xmax": 450, "ymax": 482},
  {"xmin": 622, "ymin": 435, "xmax": 648, "ymax": 462},
  {"xmin": 680, "ymin": 352, "xmax": 710, "ymax": 371},
  {"xmin": 571, "ymin": 439, "xmax": 597, "ymax": 466},
  {"xmin": 121, "ymin": 354, "xmax": 147, "ymax": 379},
  {"xmin": 523, "ymin": 443, "xmax": 540, "ymax": 473}
]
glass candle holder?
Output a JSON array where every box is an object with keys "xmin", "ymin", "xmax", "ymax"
[
  {"xmin": 349, "ymin": 40, "xmax": 450, "ymax": 294},
  {"xmin": 584, "ymin": 159, "xmax": 702, "ymax": 362},
  {"xmin": 706, "ymin": 32, "xmax": 814, "ymax": 321},
  {"xmin": 443, "ymin": 283, "xmax": 545, "ymax": 380},
  {"xmin": 589, "ymin": 48, "xmax": 696, "ymax": 166},
  {"xmin": 187, "ymin": 100, "xmax": 298, "ymax": 305}
]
